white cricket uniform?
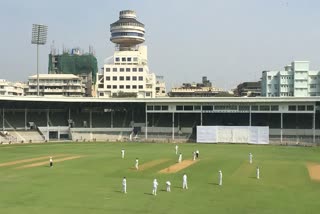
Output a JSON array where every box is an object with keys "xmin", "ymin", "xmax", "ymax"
[
  {"xmin": 175, "ymin": 145, "xmax": 178, "ymax": 155},
  {"xmin": 249, "ymin": 153, "xmax": 253, "ymax": 164},
  {"xmin": 49, "ymin": 157, "xmax": 53, "ymax": 167},
  {"xmin": 193, "ymin": 152, "xmax": 196, "ymax": 161},
  {"xmin": 219, "ymin": 171, "xmax": 223, "ymax": 186},
  {"xmin": 178, "ymin": 154, "xmax": 182, "ymax": 163},
  {"xmin": 135, "ymin": 159, "xmax": 139, "ymax": 170},
  {"xmin": 166, "ymin": 181, "xmax": 171, "ymax": 192},
  {"xmin": 122, "ymin": 178, "xmax": 127, "ymax": 193},
  {"xmin": 256, "ymin": 168, "xmax": 260, "ymax": 179},
  {"xmin": 182, "ymin": 174, "xmax": 188, "ymax": 189},
  {"xmin": 196, "ymin": 150, "xmax": 199, "ymax": 158},
  {"xmin": 121, "ymin": 150, "xmax": 125, "ymax": 159},
  {"xmin": 153, "ymin": 179, "xmax": 158, "ymax": 195}
]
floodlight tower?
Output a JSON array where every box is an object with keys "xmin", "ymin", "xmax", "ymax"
[{"xmin": 31, "ymin": 24, "xmax": 48, "ymax": 96}]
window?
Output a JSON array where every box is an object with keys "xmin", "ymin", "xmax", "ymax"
[
  {"xmin": 113, "ymin": 85, "xmax": 117, "ymax": 89},
  {"xmin": 106, "ymin": 76, "xmax": 110, "ymax": 81},
  {"xmin": 146, "ymin": 92, "xmax": 151, "ymax": 96},
  {"xmin": 120, "ymin": 68, "xmax": 124, "ymax": 72},
  {"xmin": 120, "ymin": 76, "xmax": 124, "ymax": 81},
  {"xmin": 106, "ymin": 68, "xmax": 110, "ymax": 72},
  {"xmin": 239, "ymin": 105, "xmax": 250, "ymax": 111},
  {"xmin": 310, "ymin": 84, "xmax": 316, "ymax": 89},
  {"xmin": 176, "ymin": 105, "xmax": 183, "ymax": 110},
  {"xmin": 127, "ymin": 57, "xmax": 132, "ymax": 62},
  {"xmin": 126, "ymin": 76, "xmax": 130, "ymax": 81},
  {"xmin": 138, "ymin": 85, "xmax": 143, "ymax": 89},
  {"xmin": 184, "ymin": 105, "xmax": 193, "ymax": 111},
  {"xmin": 107, "ymin": 85, "xmax": 111, "ymax": 89},
  {"xmin": 132, "ymin": 85, "xmax": 137, "ymax": 89},
  {"xmin": 139, "ymin": 68, "xmax": 143, "ymax": 72},
  {"xmin": 260, "ymin": 105, "xmax": 270, "ymax": 111},
  {"xmin": 112, "ymin": 76, "xmax": 117, "ymax": 81},
  {"xmin": 132, "ymin": 68, "xmax": 137, "ymax": 72},
  {"xmin": 122, "ymin": 57, "xmax": 126, "ymax": 62},
  {"xmin": 307, "ymin": 105, "xmax": 314, "ymax": 111},
  {"xmin": 147, "ymin": 106, "xmax": 153, "ymax": 110},
  {"xmin": 268, "ymin": 76, "xmax": 271, "ymax": 80},
  {"xmin": 298, "ymin": 105, "xmax": 305, "ymax": 111},
  {"xmin": 288, "ymin": 105, "xmax": 296, "ymax": 111},
  {"xmin": 154, "ymin": 106, "xmax": 161, "ymax": 110},
  {"xmin": 202, "ymin": 105, "xmax": 213, "ymax": 111},
  {"xmin": 115, "ymin": 57, "xmax": 120, "ymax": 62},
  {"xmin": 119, "ymin": 85, "xmax": 124, "ymax": 89},
  {"xmin": 112, "ymin": 68, "xmax": 117, "ymax": 72},
  {"xmin": 132, "ymin": 76, "xmax": 137, "ymax": 81},
  {"xmin": 271, "ymin": 105, "xmax": 279, "ymax": 111},
  {"xmin": 139, "ymin": 76, "xmax": 143, "ymax": 81},
  {"xmin": 194, "ymin": 106, "xmax": 201, "ymax": 110},
  {"xmin": 162, "ymin": 106, "xmax": 168, "ymax": 111},
  {"xmin": 126, "ymin": 68, "xmax": 130, "ymax": 72},
  {"xmin": 99, "ymin": 93, "xmax": 104, "ymax": 96},
  {"xmin": 133, "ymin": 57, "xmax": 138, "ymax": 61},
  {"xmin": 126, "ymin": 85, "xmax": 130, "ymax": 89},
  {"xmin": 251, "ymin": 105, "xmax": 258, "ymax": 111}
]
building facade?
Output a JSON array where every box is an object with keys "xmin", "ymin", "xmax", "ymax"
[
  {"xmin": 0, "ymin": 79, "xmax": 25, "ymax": 96},
  {"xmin": 234, "ymin": 81, "xmax": 261, "ymax": 97},
  {"xmin": 26, "ymin": 74, "xmax": 85, "ymax": 97},
  {"xmin": 261, "ymin": 61, "xmax": 320, "ymax": 97},
  {"xmin": 96, "ymin": 10, "xmax": 163, "ymax": 98}
]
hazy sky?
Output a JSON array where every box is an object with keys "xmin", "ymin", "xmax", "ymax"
[{"xmin": 1, "ymin": 0, "xmax": 320, "ymax": 90}]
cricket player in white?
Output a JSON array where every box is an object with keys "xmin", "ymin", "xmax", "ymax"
[
  {"xmin": 193, "ymin": 151, "xmax": 196, "ymax": 161},
  {"xmin": 121, "ymin": 149, "xmax": 125, "ymax": 159},
  {"xmin": 122, "ymin": 177, "xmax": 127, "ymax": 193},
  {"xmin": 175, "ymin": 144, "xmax": 178, "ymax": 155},
  {"xmin": 256, "ymin": 167, "xmax": 260, "ymax": 179},
  {"xmin": 135, "ymin": 158, "xmax": 139, "ymax": 170},
  {"xmin": 249, "ymin": 153, "xmax": 253, "ymax": 164},
  {"xmin": 166, "ymin": 181, "xmax": 171, "ymax": 192},
  {"xmin": 49, "ymin": 157, "xmax": 53, "ymax": 167},
  {"xmin": 152, "ymin": 179, "xmax": 158, "ymax": 196},
  {"xmin": 219, "ymin": 170, "xmax": 223, "ymax": 186},
  {"xmin": 182, "ymin": 173, "xmax": 188, "ymax": 189},
  {"xmin": 196, "ymin": 150, "xmax": 199, "ymax": 158},
  {"xmin": 178, "ymin": 153, "xmax": 182, "ymax": 163}
]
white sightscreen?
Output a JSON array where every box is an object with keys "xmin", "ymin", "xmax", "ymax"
[{"xmin": 197, "ymin": 126, "xmax": 269, "ymax": 144}]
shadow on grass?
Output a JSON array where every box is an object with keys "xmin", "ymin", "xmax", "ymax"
[
  {"xmin": 144, "ymin": 193, "xmax": 153, "ymax": 195},
  {"xmin": 114, "ymin": 190, "xmax": 122, "ymax": 193},
  {"xmin": 208, "ymin": 182, "xmax": 219, "ymax": 186}
]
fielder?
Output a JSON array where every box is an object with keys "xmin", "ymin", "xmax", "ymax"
[
  {"xmin": 135, "ymin": 158, "xmax": 139, "ymax": 170},
  {"xmin": 166, "ymin": 181, "xmax": 171, "ymax": 192},
  {"xmin": 178, "ymin": 153, "xmax": 182, "ymax": 163},
  {"xmin": 121, "ymin": 149, "xmax": 125, "ymax": 159},
  {"xmin": 152, "ymin": 179, "xmax": 158, "ymax": 196},
  {"xmin": 182, "ymin": 173, "xmax": 188, "ymax": 189},
  {"xmin": 219, "ymin": 170, "xmax": 223, "ymax": 186},
  {"xmin": 249, "ymin": 152, "xmax": 253, "ymax": 164},
  {"xmin": 49, "ymin": 157, "xmax": 53, "ymax": 167},
  {"xmin": 175, "ymin": 144, "xmax": 178, "ymax": 155},
  {"xmin": 196, "ymin": 150, "xmax": 199, "ymax": 158},
  {"xmin": 122, "ymin": 177, "xmax": 127, "ymax": 193},
  {"xmin": 256, "ymin": 167, "xmax": 260, "ymax": 179},
  {"xmin": 193, "ymin": 151, "xmax": 196, "ymax": 161}
]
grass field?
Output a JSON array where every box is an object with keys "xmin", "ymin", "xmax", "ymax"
[{"xmin": 1, "ymin": 142, "xmax": 320, "ymax": 214}]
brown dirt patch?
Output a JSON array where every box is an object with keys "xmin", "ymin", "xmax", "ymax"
[
  {"xmin": 0, "ymin": 154, "xmax": 68, "ymax": 167},
  {"xmin": 159, "ymin": 160, "xmax": 198, "ymax": 174},
  {"xmin": 138, "ymin": 159, "xmax": 170, "ymax": 171},
  {"xmin": 307, "ymin": 163, "xmax": 320, "ymax": 181},
  {"xmin": 16, "ymin": 155, "xmax": 84, "ymax": 169}
]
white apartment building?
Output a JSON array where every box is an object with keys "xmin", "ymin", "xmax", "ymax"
[
  {"xmin": 261, "ymin": 61, "xmax": 320, "ymax": 97},
  {"xmin": 27, "ymin": 74, "xmax": 85, "ymax": 97},
  {"xmin": 96, "ymin": 10, "xmax": 164, "ymax": 98},
  {"xmin": 0, "ymin": 79, "xmax": 25, "ymax": 96}
]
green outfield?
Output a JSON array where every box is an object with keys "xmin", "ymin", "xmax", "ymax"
[{"xmin": 0, "ymin": 142, "xmax": 320, "ymax": 214}]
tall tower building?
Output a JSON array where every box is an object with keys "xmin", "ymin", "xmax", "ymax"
[{"xmin": 97, "ymin": 10, "xmax": 165, "ymax": 98}]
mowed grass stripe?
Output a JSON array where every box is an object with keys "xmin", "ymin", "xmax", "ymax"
[
  {"xmin": 0, "ymin": 154, "xmax": 68, "ymax": 167},
  {"xmin": 15, "ymin": 155, "xmax": 84, "ymax": 169}
]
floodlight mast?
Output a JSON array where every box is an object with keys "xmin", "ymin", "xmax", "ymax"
[{"xmin": 31, "ymin": 24, "xmax": 48, "ymax": 96}]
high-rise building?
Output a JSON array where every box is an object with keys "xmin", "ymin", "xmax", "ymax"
[
  {"xmin": 96, "ymin": 10, "xmax": 165, "ymax": 98},
  {"xmin": 261, "ymin": 61, "xmax": 320, "ymax": 97}
]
